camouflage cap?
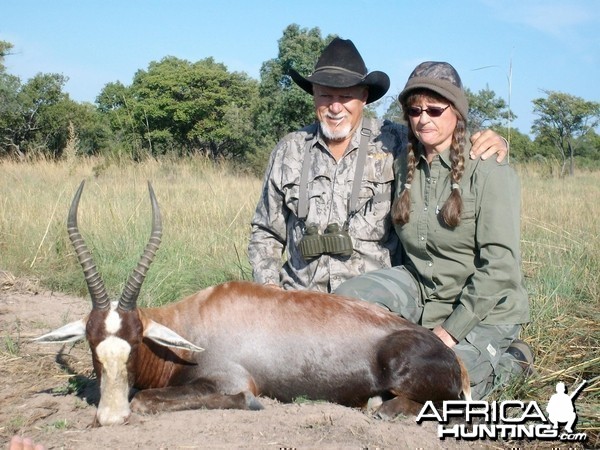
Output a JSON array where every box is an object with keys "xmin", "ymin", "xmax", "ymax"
[{"xmin": 398, "ymin": 61, "xmax": 468, "ymax": 121}]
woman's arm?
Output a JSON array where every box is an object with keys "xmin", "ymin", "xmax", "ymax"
[{"xmin": 441, "ymin": 163, "xmax": 525, "ymax": 343}]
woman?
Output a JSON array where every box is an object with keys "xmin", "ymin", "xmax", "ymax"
[{"xmin": 335, "ymin": 61, "xmax": 531, "ymax": 399}]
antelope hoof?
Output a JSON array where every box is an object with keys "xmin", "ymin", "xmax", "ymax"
[{"xmin": 242, "ymin": 391, "xmax": 264, "ymax": 411}]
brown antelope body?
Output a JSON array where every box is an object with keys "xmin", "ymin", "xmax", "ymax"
[{"xmin": 35, "ymin": 181, "xmax": 471, "ymax": 426}]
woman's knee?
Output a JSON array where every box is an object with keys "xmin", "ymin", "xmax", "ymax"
[
  {"xmin": 335, "ymin": 267, "xmax": 422, "ymax": 321},
  {"xmin": 334, "ymin": 274, "xmax": 376, "ymax": 299}
]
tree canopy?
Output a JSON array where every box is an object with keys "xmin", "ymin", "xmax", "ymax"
[
  {"xmin": 1, "ymin": 34, "xmax": 599, "ymax": 174},
  {"xmin": 96, "ymin": 56, "xmax": 260, "ymax": 159},
  {"xmin": 532, "ymin": 90, "xmax": 600, "ymax": 176},
  {"xmin": 465, "ymin": 86, "xmax": 513, "ymax": 132}
]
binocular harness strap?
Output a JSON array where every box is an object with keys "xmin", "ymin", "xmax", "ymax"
[
  {"xmin": 347, "ymin": 125, "xmax": 371, "ymax": 226},
  {"xmin": 298, "ymin": 132, "xmax": 315, "ymax": 222},
  {"xmin": 297, "ymin": 119, "xmax": 372, "ymax": 228}
]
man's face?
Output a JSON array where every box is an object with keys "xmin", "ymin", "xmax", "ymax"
[{"xmin": 313, "ymin": 85, "xmax": 368, "ymax": 142}]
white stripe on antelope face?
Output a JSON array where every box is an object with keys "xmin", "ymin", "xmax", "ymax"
[
  {"xmin": 95, "ymin": 335, "xmax": 131, "ymax": 426},
  {"xmin": 105, "ymin": 302, "xmax": 122, "ymax": 335}
]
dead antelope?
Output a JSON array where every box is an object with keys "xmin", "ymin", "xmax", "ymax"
[{"xmin": 35, "ymin": 181, "xmax": 471, "ymax": 426}]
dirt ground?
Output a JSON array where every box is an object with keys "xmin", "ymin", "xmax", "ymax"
[{"xmin": 0, "ymin": 271, "xmax": 564, "ymax": 450}]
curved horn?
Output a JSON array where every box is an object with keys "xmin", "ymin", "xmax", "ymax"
[
  {"xmin": 68, "ymin": 180, "xmax": 111, "ymax": 310},
  {"xmin": 118, "ymin": 182, "xmax": 162, "ymax": 311}
]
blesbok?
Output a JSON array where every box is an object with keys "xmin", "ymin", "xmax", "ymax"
[{"xmin": 35, "ymin": 181, "xmax": 471, "ymax": 426}]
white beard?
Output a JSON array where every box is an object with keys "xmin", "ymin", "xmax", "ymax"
[{"xmin": 320, "ymin": 118, "xmax": 352, "ymax": 141}]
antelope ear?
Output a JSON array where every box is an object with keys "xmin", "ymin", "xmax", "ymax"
[
  {"xmin": 33, "ymin": 319, "xmax": 87, "ymax": 343},
  {"xmin": 143, "ymin": 320, "xmax": 204, "ymax": 352}
]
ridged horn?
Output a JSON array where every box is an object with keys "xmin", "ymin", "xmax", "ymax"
[
  {"xmin": 68, "ymin": 180, "xmax": 111, "ymax": 311},
  {"xmin": 118, "ymin": 182, "xmax": 162, "ymax": 312}
]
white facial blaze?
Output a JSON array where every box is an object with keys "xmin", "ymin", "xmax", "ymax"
[
  {"xmin": 95, "ymin": 336, "xmax": 131, "ymax": 426},
  {"xmin": 105, "ymin": 302, "xmax": 122, "ymax": 334}
]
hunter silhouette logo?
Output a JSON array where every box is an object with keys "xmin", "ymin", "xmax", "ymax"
[
  {"xmin": 546, "ymin": 380, "xmax": 587, "ymax": 434},
  {"xmin": 416, "ymin": 379, "xmax": 588, "ymax": 442}
]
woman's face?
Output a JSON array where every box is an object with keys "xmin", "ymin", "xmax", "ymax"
[{"xmin": 407, "ymin": 96, "xmax": 458, "ymax": 156}]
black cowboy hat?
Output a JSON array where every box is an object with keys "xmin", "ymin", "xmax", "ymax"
[{"xmin": 288, "ymin": 38, "xmax": 390, "ymax": 104}]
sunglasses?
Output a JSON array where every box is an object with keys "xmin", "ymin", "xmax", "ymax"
[{"xmin": 407, "ymin": 105, "xmax": 450, "ymax": 118}]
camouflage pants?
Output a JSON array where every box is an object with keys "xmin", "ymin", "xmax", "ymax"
[{"xmin": 334, "ymin": 266, "xmax": 523, "ymax": 400}]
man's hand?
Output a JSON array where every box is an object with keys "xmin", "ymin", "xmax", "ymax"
[
  {"xmin": 433, "ymin": 325, "xmax": 458, "ymax": 348},
  {"xmin": 469, "ymin": 130, "xmax": 508, "ymax": 162}
]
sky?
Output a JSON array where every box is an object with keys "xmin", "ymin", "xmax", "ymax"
[{"xmin": 2, "ymin": 0, "xmax": 599, "ymax": 136}]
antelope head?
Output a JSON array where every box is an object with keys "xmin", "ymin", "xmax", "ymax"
[{"xmin": 34, "ymin": 181, "xmax": 202, "ymax": 426}]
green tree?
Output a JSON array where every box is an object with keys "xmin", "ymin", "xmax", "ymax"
[
  {"xmin": 466, "ymin": 86, "xmax": 513, "ymax": 134},
  {"xmin": 98, "ymin": 56, "xmax": 260, "ymax": 159},
  {"xmin": 0, "ymin": 41, "xmax": 14, "ymax": 72},
  {"xmin": 532, "ymin": 90, "xmax": 600, "ymax": 176},
  {"xmin": 16, "ymin": 73, "xmax": 80, "ymax": 158},
  {"xmin": 255, "ymin": 25, "xmax": 335, "ymax": 140},
  {"xmin": 583, "ymin": 130, "xmax": 600, "ymax": 169},
  {"xmin": 58, "ymin": 101, "xmax": 108, "ymax": 157},
  {"xmin": 0, "ymin": 43, "xmax": 24, "ymax": 157},
  {"xmin": 577, "ymin": 129, "xmax": 600, "ymax": 159},
  {"xmin": 0, "ymin": 72, "xmax": 23, "ymax": 157},
  {"xmin": 382, "ymin": 98, "xmax": 403, "ymax": 124},
  {"xmin": 1, "ymin": 40, "xmax": 106, "ymax": 159},
  {"xmin": 0, "ymin": 72, "xmax": 68, "ymax": 157},
  {"xmin": 249, "ymin": 24, "xmax": 337, "ymax": 174},
  {"xmin": 489, "ymin": 126, "xmax": 534, "ymax": 163},
  {"xmin": 96, "ymin": 80, "xmax": 144, "ymax": 159}
]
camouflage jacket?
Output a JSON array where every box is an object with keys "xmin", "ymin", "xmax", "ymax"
[{"xmin": 248, "ymin": 118, "xmax": 408, "ymax": 292}]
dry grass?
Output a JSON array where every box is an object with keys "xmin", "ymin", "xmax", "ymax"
[
  {"xmin": 510, "ymin": 167, "xmax": 600, "ymax": 444},
  {"xmin": 0, "ymin": 157, "xmax": 261, "ymax": 304}
]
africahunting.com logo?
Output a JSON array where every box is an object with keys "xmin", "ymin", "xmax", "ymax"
[{"xmin": 416, "ymin": 380, "xmax": 588, "ymax": 443}]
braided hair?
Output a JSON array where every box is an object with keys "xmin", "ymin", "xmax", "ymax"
[{"xmin": 391, "ymin": 90, "xmax": 467, "ymax": 228}]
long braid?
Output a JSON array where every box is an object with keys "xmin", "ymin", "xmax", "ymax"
[
  {"xmin": 439, "ymin": 118, "xmax": 466, "ymax": 227},
  {"xmin": 392, "ymin": 131, "xmax": 419, "ymax": 226}
]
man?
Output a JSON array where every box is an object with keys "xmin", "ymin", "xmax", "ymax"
[{"xmin": 248, "ymin": 38, "xmax": 507, "ymax": 293}]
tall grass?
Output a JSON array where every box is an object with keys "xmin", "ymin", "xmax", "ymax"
[
  {"xmin": 511, "ymin": 166, "xmax": 600, "ymax": 442},
  {"xmin": 1, "ymin": 158, "xmax": 598, "ymax": 443},
  {"xmin": 0, "ymin": 157, "xmax": 261, "ymax": 305}
]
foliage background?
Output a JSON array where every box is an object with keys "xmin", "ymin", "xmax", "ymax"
[{"xmin": 1, "ymin": 26, "xmax": 599, "ymax": 176}]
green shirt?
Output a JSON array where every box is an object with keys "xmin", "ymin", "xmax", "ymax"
[{"xmin": 394, "ymin": 143, "xmax": 530, "ymax": 342}]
